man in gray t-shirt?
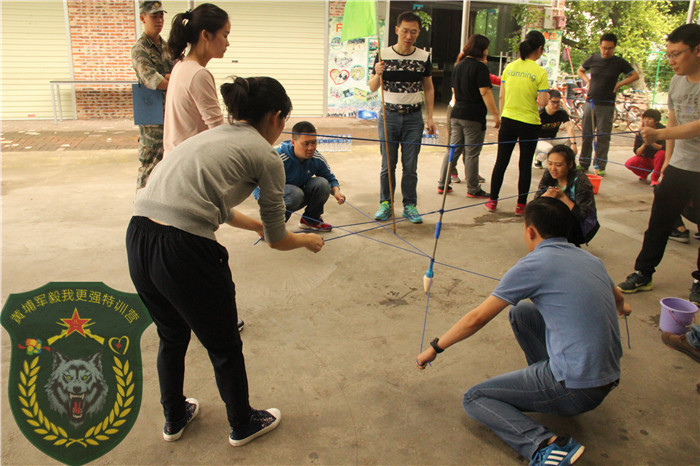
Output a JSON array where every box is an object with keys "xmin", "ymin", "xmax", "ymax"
[{"xmin": 617, "ymin": 23, "xmax": 700, "ymax": 305}]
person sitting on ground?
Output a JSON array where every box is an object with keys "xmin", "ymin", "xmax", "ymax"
[
  {"xmin": 662, "ymin": 324, "xmax": 700, "ymax": 363},
  {"xmin": 624, "ymin": 108, "xmax": 666, "ymax": 186},
  {"xmin": 276, "ymin": 121, "xmax": 346, "ymax": 232},
  {"xmin": 534, "ymin": 145, "xmax": 599, "ymax": 245},
  {"xmin": 533, "ymin": 89, "xmax": 577, "ymax": 169},
  {"xmin": 416, "ymin": 197, "xmax": 631, "ymax": 466}
]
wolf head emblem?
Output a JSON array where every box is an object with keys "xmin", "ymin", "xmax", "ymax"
[{"xmin": 44, "ymin": 351, "xmax": 108, "ymax": 427}]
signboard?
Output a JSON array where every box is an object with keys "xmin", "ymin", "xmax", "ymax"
[{"xmin": 327, "ymin": 17, "xmax": 385, "ymax": 117}]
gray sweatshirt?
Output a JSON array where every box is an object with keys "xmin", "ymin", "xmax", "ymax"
[{"xmin": 134, "ymin": 122, "xmax": 288, "ymax": 243}]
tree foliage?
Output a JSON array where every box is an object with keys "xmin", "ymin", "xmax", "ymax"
[{"xmin": 563, "ymin": 0, "xmax": 687, "ymax": 90}]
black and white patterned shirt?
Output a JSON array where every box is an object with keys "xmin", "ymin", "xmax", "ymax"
[{"xmin": 372, "ymin": 46, "xmax": 432, "ymax": 112}]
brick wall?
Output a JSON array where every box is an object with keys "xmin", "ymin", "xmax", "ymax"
[
  {"xmin": 67, "ymin": 0, "xmax": 135, "ymax": 119},
  {"xmin": 329, "ymin": 0, "xmax": 346, "ymax": 17}
]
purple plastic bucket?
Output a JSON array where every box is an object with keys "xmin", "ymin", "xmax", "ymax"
[{"xmin": 659, "ymin": 297, "xmax": 698, "ymax": 334}]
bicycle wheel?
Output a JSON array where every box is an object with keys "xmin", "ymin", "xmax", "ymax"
[
  {"xmin": 571, "ymin": 100, "xmax": 584, "ymax": 130},
  {"xmin": 626, "ymin": 106, "xmax": 643, "ymax": 131}
]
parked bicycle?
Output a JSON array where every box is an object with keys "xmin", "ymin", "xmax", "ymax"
[
  {"xmin": 613, "ymin": 90, "xmax": 646, "ymax": 132},
  {"xmin": 556, "ymin": 77, "xmax": 586, "ymax": 130}
]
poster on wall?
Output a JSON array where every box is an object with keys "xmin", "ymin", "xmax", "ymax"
[
  {"xmin": 529, "ymin": 29, "xmax": 563, "ymax": 86},
  {"xmin": 327, "ymin": 17, "xmax": 385, "ymax": 118}
]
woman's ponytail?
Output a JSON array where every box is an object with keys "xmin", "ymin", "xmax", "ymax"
[
  {"xmin": 519, "ymin": 30, "xmax": 545, "ymax": 60},
  {"xmin": 167, "ymin": 3, "xmax": 229, "ymax": 61},
  {"xmin": 221, "ymin": 76, "xmax": 291, "ymax": 126}
]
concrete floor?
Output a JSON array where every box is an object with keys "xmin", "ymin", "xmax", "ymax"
[{"xmin": 1, "ymin": 119, "xmax": 699, "ymax": 465}]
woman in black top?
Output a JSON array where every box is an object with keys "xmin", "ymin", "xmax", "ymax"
[{"xmin": 437, "ymin": 34, "xmax": 500, "ymax": 198}]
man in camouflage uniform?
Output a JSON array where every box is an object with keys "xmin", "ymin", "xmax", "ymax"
[{"xmin": 131, "ymin": 1, "xmax": 173, "ymax": 188}]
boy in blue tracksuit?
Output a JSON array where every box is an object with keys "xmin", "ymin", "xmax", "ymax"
[{"xmin": 276, "ymin": 121, "xmax": 346, "ymax": 231}]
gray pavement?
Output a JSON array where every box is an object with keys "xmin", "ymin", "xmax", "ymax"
[{"xmin": 1, "ymin": 116, "xmax": 699, "ymax": 465}]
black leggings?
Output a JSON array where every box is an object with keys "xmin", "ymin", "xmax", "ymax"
[{"xmin": 489, "ymin": 117, "xmax": 541, "ymax": 205}]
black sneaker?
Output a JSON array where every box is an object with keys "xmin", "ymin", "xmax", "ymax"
[
  {"xmin": 238, "ymin": 319, "xmax": 245, "ymax": 333},
  {"xmin": 229, "ymin": 408, "xmax": 281, "ymax": 447},
  {"xmin": 163, "ymin": 397, "xmax": 199, "ymax": 441},
  {"xmin": 534, "ymin": 160, "xmax": 543, "ymax": 169},
  {"xmin": 617, "ymin": 271, "xmax": 653, "ymax": 294},
  {"xmin": 478, "ymin": 174, "xmax": 486, "ymax": 183},
  {"xmin": 466, "ymin": 188, "xmax": 490, "ymax": 199},
  {"xmin": 669, "ymin": 228, "xmax": 690, "ymax": 243},
  {"xmin": 694, "ymin": 231, "xmax": 700, "ymax": 240},
  {"xmin": 690, "ymin": 280, "xmax": 700, "ymax": 305}
]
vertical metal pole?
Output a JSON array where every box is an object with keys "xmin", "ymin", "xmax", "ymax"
[
  {"xmin": 376, "ymin": 1, "xmax": 396, "ymax": 233},
  {"xmin": 652, "ymin": 52, "xmax": 662, "ymax": 108},
  {"xmin": 687, "ymin": 0, "xmax": 696, "ymax": 23},
  {"xmin": 322, "ymin": 0, "xmax": 329, "ymax": 117},
  {"xmin": 63, "ymin": 0, "xmax": 77, "ymax": 120},
  {"xmin": 51, "ymin": 84, "xmax": 58, "ymax": 124},
  {"xmin": 460, "ymin": 0, "xmax": 471, "ymax": 49}
]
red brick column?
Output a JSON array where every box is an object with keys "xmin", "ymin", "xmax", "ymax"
[{"xmin": 67, "ymin": 0, "xmax": 135, "ymax": 119}]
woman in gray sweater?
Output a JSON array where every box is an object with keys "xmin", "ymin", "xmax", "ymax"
[{"xmin": 126, "ymin": 76, "xmax": 324, "ymax": 447}]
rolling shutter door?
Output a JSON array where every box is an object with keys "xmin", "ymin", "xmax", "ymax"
[
  {"xmin": 210, "ymin": 1, "xmax": 326, "ymax": 117},
  {"xmin": 1, "ymin": 1, "xmax": 74, "ymax": 119}
]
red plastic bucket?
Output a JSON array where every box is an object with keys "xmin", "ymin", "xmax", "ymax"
[
  {"xmin": 586, "ymin": 174, "xmax": 602, "ymax": 194},
  {"xmin": 659, "ymin": 297, "xmax": 698, "ymax": 334}
]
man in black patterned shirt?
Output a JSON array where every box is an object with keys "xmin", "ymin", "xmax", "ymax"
[{"xmin": 369, "ymin": 11, "xmax": 435, "ymax": 224}]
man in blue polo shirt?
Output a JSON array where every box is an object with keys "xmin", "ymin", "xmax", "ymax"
[
  {"xmin": 277, "ymin": 121, "xmax": 346, "ymax": 232},
  {"xmin": 416, "ymin": 197, "xmax": 631, "ymax": 466}
]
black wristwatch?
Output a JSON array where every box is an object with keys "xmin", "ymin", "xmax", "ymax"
[{"xmin": 430, "ymin": 337, "xmax": 444, "ymax": 354}]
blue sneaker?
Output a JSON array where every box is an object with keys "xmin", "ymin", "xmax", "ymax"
[
  {"xmin": 374, "ymin": 201, "xmax": 392, "ymax": 221},
  {"xmin": 163, "ymin": 397, "xmax": 199, "ymax": 441},
  {"xmin": 402, "ymin": 204, "xmax": 423, "ymax": 224},
  {"xmin": 530, "ymin": 437, "xmax": 584, "ymax": 466}
]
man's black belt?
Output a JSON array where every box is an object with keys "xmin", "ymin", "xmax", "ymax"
[{"xmin": 388, "ymin": 106, "xmax": 421, "ymax": 114}]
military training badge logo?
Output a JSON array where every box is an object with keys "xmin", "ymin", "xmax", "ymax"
[{"xmin": 1, "ymin": 282, "xmax": 153, "ymax": 465}]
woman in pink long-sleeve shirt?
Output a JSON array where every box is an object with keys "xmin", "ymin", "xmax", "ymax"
[{"xmin": 163, "ymin": 3, "xmax": 230, "ymax": 155}]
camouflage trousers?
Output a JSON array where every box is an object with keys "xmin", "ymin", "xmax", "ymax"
[{"xmin": 137, "ymin": 125, "xmax": 164, "ymax": 189}]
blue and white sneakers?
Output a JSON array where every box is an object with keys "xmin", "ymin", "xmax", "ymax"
[{"xmin": 530, "ymin": 437, "xmax": 584, "ymax": 466}]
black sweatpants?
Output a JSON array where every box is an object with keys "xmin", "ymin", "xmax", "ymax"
[
  {"xmin": 126, "ymin": 216, "xmax": 252, "ymax": 427},
  {"xmin": 634, "ymin": 166, "xmax": 700, "ymax": 280}
]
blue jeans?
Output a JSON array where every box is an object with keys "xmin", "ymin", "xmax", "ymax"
[
  {"xmin": 283, "ymin": 177, "xmax": 330, "ymax": 222},
  {"xmin": 462, "ymin": 302, "xmax": 614, "ymax": 459},
  {"xmin": 687, "ymin": 325, "xmax": 700, "ymax": 349},
  {"xmin": 378, "ymin": 110, "xmax": 423, "ymax": 206}
]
